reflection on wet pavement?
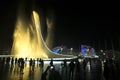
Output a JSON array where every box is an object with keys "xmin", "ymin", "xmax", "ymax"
[{"xmin": 1, "ymin": 57, "xmax": 119, "ymax": 80}]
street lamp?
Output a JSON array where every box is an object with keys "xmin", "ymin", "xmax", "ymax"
[{"xmin": 70, "ymin": 48, "xmax": 73, "ymax": 54}]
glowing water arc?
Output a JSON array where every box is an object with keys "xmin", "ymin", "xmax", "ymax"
[{"xmin": 11, "ymin": 11, "xmax": 73, "ymax": 59}]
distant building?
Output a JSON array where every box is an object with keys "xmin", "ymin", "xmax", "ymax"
[{"xmin": 81, "ymin": 45, "xmax": 95, "ymax": 55}]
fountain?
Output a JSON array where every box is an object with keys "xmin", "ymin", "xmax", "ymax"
[
  {"xmin": 11, "ymin": 10, "xmax": 74, "ymax": 59},
  {"xmin": 11, "ymin": 11, "xmax": 47, "ymax": 58}
]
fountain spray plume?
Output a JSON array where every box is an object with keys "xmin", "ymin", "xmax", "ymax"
[
  {"xmin": 11, "ymin": 10, "xmax": 48, "ymax": 58},
  {"xmin": 46, "ymin": 9, "xmax": 55, "ymax": 49}
]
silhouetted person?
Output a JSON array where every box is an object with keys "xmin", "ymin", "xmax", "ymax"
[
  {"xmin": 15, "ymin": 58, "xmax": 18, "ymax": 64},
  {"xmin": 41, "ymin": 59, "xmax": 44, "ymax": 72},
  {"xmin": 50, "ymin": 58, "xmax": 53, "ymax": 66},
  {"xmin": 6, "ymin": 57, "xmax": 10, "ymax": 64},
  {"xmin": 63, "ymin": 59, "xmax": 67, "ymax": 75},
  {"xmin": 29, "ymin": 58, "xmax": 33, "ymax": 69},
  {"xmin": 69, "ymin": 60, "xmax": 75, "ymax": 80},
  {"xmin": 37, "ymin": 58, "xmax": 39, "ymax": 64},
  {"xmin": 74, "ymin": 58, "xmax": 82, "ymax": 80},
  {"xmin": 83, "ymin": 59, "xmax": 87, "ymax": 70},
  {"xmin": 25, "ymin": 57, "xmax": 27, "ymax": 63},
  {"xmin": 103, "ymin": 59, "xmax": 112, "ymax": 80},
  {"xmin": 61, "ymin": 59, "xmax": 68, "ymax": 80},
  {"xmin": 2, "ymin": 57, "xmax": 5, "ymax": 64},
  {"xmin": 32, "ymin": 59, "xmax": 35, "ymax": 72},
  {"xmin": 41, "ymin": 70, "xmax": 47, "ymax": 80},
  {"xmin": 63, "ymin": 59, "xmax": 67, "ymax": 67},
  {"xmin": 48, "ymin": 66, "xmax": 61, "ymax": 80},
  {"xmin": 41, "ymin": 65, "xmax": 50, "ymax": 80},
  {"xmin": 20, "ymin": 58, "xmax": 25, "ymax": 74},
  {"xmin": 11, "ymin": 57, "xmax": 14, "ymax": 65}
]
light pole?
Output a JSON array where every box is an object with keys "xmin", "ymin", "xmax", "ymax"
[{"xmin": 70, "ymin": 48, "xmax": 73, "ymax": 54}]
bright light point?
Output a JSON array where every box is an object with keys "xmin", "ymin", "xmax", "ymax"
[
  {"xmin": 100, "ymin": 50, "xmax": 103, "ymax": 52},
  {"xmin": 103, "ymin": 53, "xmax": 106, "ymax": 55},
  {"xmin": 70, "ymin": 48, "xmax": 73, "ymax": 51}
]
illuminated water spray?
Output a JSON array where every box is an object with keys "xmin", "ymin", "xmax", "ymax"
[
  {"xmin": 46, "ymin": 9, "xmax": 55, "ymax": 49},
  {"xmin": 46, "ymin": 18, "xmax": 54, "ymax": 49},
  {"xmin": 11, "ymin": 11, "xmax": 48, "ymax": 58},
  {"xmin": 11, "ymin": 8, "xmax": 74, "ymax": 59}
]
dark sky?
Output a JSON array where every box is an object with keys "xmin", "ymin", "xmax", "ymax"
[{"xmin": 0, "ymin": 0, "xmax": 120, "ymax": 51}]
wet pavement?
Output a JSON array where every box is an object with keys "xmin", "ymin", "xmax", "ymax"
[{"xmin": 0, "ymin": 57, "xmax": 118, "ymax": 80}]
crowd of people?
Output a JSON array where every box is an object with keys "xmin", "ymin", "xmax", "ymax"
[{"xmin": 0, "ymin": 56, "xmax": 120, "ymax": 80}]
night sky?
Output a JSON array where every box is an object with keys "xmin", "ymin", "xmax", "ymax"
[{"xmin": 0, "ymin": 0, "xmax": 120, "ymax": 51}]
